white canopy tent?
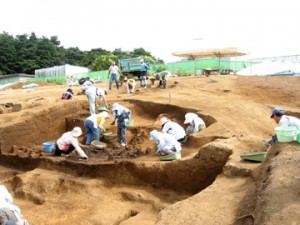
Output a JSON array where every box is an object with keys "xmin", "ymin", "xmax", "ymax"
[
  {"xmin": 172, "ymin": 47, "xmax": 246, "ymax": 59},
  {"xmin": 172, "ymin": 47, "xmax": 247, "ymax": 73}
]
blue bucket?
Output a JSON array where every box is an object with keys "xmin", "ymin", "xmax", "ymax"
[{"xmin": 43, "ymin": 142, "xmax": 54, "ymax": 153}]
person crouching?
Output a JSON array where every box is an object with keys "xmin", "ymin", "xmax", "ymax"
[
  {"xmin": 126, "ymin": 78, "xmax": 136, "ymax": 93},
  {"xmin": 61, "ymin": 88, "xmax": 74, "ymax": 100},
  {"xmin": 184, "ymin": 112, "xmax": 206, "ymax": 135},
  {"xmin": 54, "ymin": 127, "xmax": 88, "ymax": 160},
  {"xmin": 149, "ymin": 130, "xmax": 182, "ymax": 156},
  {"xmin": 84, "ymin": 111, "xmax": 110, "ymax": 145}
]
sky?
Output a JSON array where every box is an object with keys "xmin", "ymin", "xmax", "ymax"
[{"xmin": 1, "ymin": 0, "xmax": 300, "ymax": 63}]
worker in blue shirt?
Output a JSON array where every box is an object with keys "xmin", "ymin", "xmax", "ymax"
[{"xmin": 140, "ymin": 59, "xmax": 148, "ymax": 88}]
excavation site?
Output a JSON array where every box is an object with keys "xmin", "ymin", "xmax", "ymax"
[{"xmin": 0, "ymin": 75, "xmax": 300, "ymax": 225}]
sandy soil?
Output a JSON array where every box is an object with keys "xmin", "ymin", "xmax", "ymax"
[{"xmin": 0, "ymin": 75, "xmax": 300, "ymax": 225}]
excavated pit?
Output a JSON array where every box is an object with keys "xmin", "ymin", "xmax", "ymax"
[{"xmin": 0, "ymin": 99, "xmax": 232, "ymax": 224}]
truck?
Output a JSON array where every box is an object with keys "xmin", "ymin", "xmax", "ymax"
[{"xmin": 118, "ymin": 58, "xmax": 151, "ymax": 79}]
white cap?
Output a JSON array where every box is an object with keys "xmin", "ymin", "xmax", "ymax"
[
  {"xmin": 71, "ymin": 127, "xmax": 82, "ymax": 137},
  {"xmin": 140, "ymin": 59, "xmax": 144, "ymax": 62},
  {"xmin": 160, "ymin": 117, "xmax": 169, "ymax": 125}
]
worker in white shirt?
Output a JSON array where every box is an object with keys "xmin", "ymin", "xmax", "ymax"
[
  {"xmin": 108, "ymin": 61, "xmax": 122, "ymax": 90},
  {"xmin": 160, "ymin": 117, "xmax": 187, "ymax": 143},
  {"xmin": 184, "ymin": 112, "xmax": 206, "ymax": 135},
  {"xmin": 267, "ymin": 107, "xmax": 300, "ymax": 144},
  {"xmin": 0, "ymin": 185, "xmax": 29, "ymax": 225},
  {"xmin": 53, "ymin": 127, "xmax": 88, "ymax": 160},
  {"xmin": 149, "ymin": 130, "xmax": 182, "ymax": 156},
  {"xmin": 126, "ymin": 78, "xmax": 136, "ymax": 93},
  {"xmin": 81, "ymin": 84, "xmax": 107, "ymax": 115}
]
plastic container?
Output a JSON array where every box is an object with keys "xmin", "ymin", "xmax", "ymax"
[
  {"xmin": 275, "ymin": 127, "xmax": 297, "ymax": 143},
  {"xmin": 124, "ymin": 119, "xmax": 134, "ymax": 127},
  {"xmin": 240, "ymin": 151, "xmax": 267, "ymax": 162},
  {"xmin": 159, "ymin": 152, "xmax": 181, "ymax": 161},
  {"xmin": 91, "ymin": 140, "xmax": 107, "ymax": 149},
  {"xmin": 97, "ymin": 105, "xmax": 109, "ymax": 112},
  {"xmin": 103, "ymin": 133, "xmax": 117, "ymax": 140},
  {"xmin": 43, "ymin": 142, "xmax": 54, "ymax": 153}
]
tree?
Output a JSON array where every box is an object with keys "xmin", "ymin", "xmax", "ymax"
[
  {"xmin": 0, "ymin": 32, "xmax": 17, "ymax": 75},
  {"xmin": 131, "ymin": 48, "xmax": 151, "ymax": 58},
  {"xmin": 81, "ymin": 48, "xmax": 109, "ymax": 68},
  {"xmin": 91, "ymin": 54, "xmax": 118, "ymax": 71},
  {"xmin": 112, "ymin": 48, "xmax": 130, "ymax": 59},
  {"xmin": 0, "ymin": 32, "xmax": 166, "ymax": 75},
  {"xmin": 36, "ymin": 37, "xmax": 62, "ymax": 69},
  {"xmin": 50, "ymin": 36, "xmax": 60, "ymax": 46},
  {"xmin": 14, "ymin": 33, "xmax": 39, "ymax": 73},
  {"xmin": 64, "ymin": 47, "xmax": 84, "ymax": 65}
]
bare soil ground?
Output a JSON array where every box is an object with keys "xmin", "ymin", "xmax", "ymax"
[{"xmin": 0, "ymin": 75, "xmax": 299, "ymax": 225}]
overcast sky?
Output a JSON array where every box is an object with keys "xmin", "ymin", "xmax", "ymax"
[{"xmin": 1, "ymin": 0, "xmax": 300, "ymax": 63}]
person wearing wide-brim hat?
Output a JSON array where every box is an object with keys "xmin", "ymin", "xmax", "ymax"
[
  {"xmin": 111, "ymin": 103, "xmax": 132, "ymax": 147},
  {"xmin": 149, "ymin": 130, "xmax": 182, "ymax": 156},
  {"xmin": 54, "ymin": 127, "xmax": 88, "ymax": 160},
  {"xmin": 126, "ymin": 78, "xmax": 136, "ymax": 93},
  {"xmin": 160, "ymin": 117, "xmax": 187, "ymax": 143},
  {"xmin": 84, "ymin": 111, "xmax": 110, "ymax": 145},
  {"xmin": 184, "ymin": 112, "xmax": 206, "ymax": 135}
]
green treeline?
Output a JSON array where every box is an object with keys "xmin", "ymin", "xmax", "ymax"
[{"xmin": 0, "ymin": 32, "xmax": 163, "ymax": 76}]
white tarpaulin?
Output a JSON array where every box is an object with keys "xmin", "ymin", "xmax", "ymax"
[{"xmin": 236, "ymin": 61, "xmax": 300, "ymax": 76}]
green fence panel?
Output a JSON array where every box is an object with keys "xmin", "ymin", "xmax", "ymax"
[{"xmin": 0, "ymin": 59, "xmax": 259, "ymax": 86}]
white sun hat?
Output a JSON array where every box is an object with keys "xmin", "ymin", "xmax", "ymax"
[
  {"xmin": 160, "ymin": 117, "xmax": 169, "ymax": 126},
  {"xmin": 184, "ymin": 113, "xmax": 195, "ymax": 124},
  {"xmin": 71, "ymin": 127, "xmax": 82, "ymax": 137},
  {"xmin": 99, "ymin": 111, "xmax": 109, "ymax": 118}
]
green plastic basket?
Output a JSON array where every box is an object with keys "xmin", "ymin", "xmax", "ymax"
[
  {"xmin": 159, "ymin": 152, "xmax": 181, "ymax": 161},
  {"xmin": 103, "ymin": 133, "xmax": 117, "ymax": 140},
  {"xmin": 240, "ymin": 151, "xmax": 267, "ymax": 162},
  {"xmin": 124, "ymin": 119, "xmax": 134, "ymax": 127},
  {"xmin": 91, "ymin": 140, "xmax": 107, "ymax": 149},
  {"xmin": 275, "ymin": 127, "xmax": 297, "ymax": 143}
]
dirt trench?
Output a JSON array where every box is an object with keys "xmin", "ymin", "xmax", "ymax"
[{"xmin": 0, "ymin": 99, "xmax": 234, "ymax": 224}]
